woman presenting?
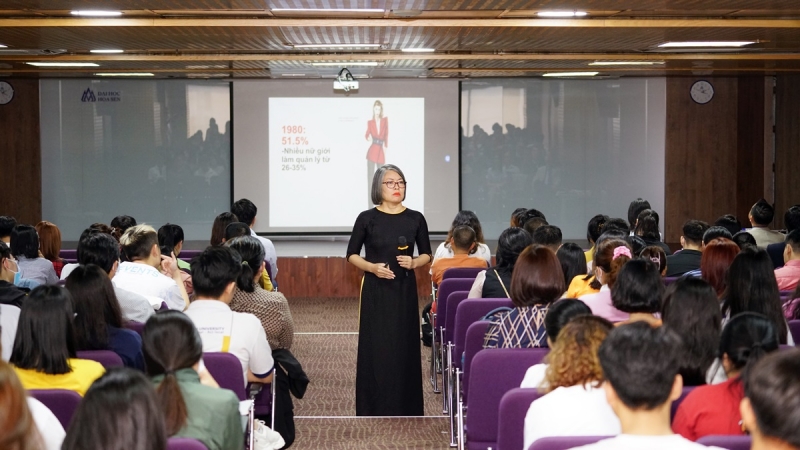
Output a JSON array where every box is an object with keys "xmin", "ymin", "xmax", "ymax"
[
  {"xmin": 346, "ymin": 164, "xmax": 431, "ymax": 416},
  {"xmin": 365, "ymin": 100, "xmax": 388, "ymax": 205}
]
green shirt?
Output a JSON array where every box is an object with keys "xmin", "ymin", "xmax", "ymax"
[
  {"xmin": 177, "ymin": 258, "xmax": 191, "ymax": 270},
  {"xmin": 152, "ymin": 368, "xmax": 243, "ymax": 450}
]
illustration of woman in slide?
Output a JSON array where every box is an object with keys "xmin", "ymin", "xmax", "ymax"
[{"xmin": 365, "ymin": 100, "xmax": 388, "ymax": 205}]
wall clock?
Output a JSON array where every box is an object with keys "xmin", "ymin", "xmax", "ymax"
[{"xmin": 690, "ymin": 80, "xmax": 714, "ymax": 104}]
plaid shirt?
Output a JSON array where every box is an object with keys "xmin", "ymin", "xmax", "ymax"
[{"xmin": 483, "ymin": 305, "xmax": 549, "ymax": 349}]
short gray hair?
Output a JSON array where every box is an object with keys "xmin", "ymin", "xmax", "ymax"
[{"xmin": 371, "ymin": 164, "xmax": 407, "ymax": 205}]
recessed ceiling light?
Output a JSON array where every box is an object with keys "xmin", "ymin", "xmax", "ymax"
[
  {"xmin": 70, "ymin": 10, "xmax": 123, "ymax": 17},
  {"xmin": 95, "ymin": 72, "xmax": 154, "ymax": 77},
  {"xmin": 281, "ymin": 73, "xmax": 307, "ymax": 77},
  {"xmin": 310, "ymin": 61, "xmax": 380, "ymax": 67},
  {"xmin": 26, "ymin": 62, "xmax": 100, "ymax": 67},
  {"xmin": 90, "ymin": 49, "xmax": 124, "ymax": 54},
  {"xmin": 401, "ymin": 48, "xmax": 435, "ymax": 52},
  {"xmin": 292, "ymin": 44, "xmax": 382, "ymax": 49},
  {"xmin": 542, "ymin": 71, "xmax": 599, "ymax": 77},
  {"xmin": 271, "ymin": 8, "xmax": 383, "ymax": 13},
  {"xmin": 186, "ymin": 64, "xmax": 228, "ymax": 69},
  {"xmin": 589, "ymin": 61, "xmax": 665, "ymax": 66},
  {"xmin": 658, "ymin": 41, "xmax": 755, "ymax": 48},
  {"xmin": 537, "ymin": 11, "xmax": 588, "ymax": 17}
]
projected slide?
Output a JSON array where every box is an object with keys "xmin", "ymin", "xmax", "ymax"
[{"xmin": 268, "ymin": 98, "xmax": 425, "ymax": 228}]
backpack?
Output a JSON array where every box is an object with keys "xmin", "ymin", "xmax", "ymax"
[{"xmin": 421, "ymin": 302, "xmax": 433, "ymax": 347}]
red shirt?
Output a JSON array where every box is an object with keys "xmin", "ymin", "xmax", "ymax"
[{"xmin": 672, "ymin": 377, "xmax": 744, "ymax": 441}]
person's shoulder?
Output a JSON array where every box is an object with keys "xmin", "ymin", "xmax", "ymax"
[
  {"xmin": 111, "ymin": 326, "xmax": 142, "ymax": 345},
  {"xmin": 233, "ymin": 309, "xmax": 264, "ymax": 328},
  {"xmin": 71, "ymin": 358, "xmax": 105, "ymax": 375}
]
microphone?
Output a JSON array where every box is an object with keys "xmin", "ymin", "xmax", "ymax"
[{"xmin": 398, "ymin": 236, "xmax": 410, "ymax": 276}]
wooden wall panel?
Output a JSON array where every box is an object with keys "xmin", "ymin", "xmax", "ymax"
[
  {"xmin": 775, "ymin": 75, "xmax": 800, "ymax": 230},
  {"xmin": 0, "ymin": 79, "xmax": 41, "ymax": 224},
  {"xmin": 736, "ymin": 77, "xmax": 767, "ymax": 224}
]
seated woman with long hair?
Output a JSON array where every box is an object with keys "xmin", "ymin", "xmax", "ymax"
[
  {"xmin": 633, "ymin": 209, "xmax": 671, "ymax": 255},
  {"xmin": 10, "ymin": 224, "xmax": 57, "ymax": 286},
  {"xmin": 62, "ymin": 367, "xmax": 167, "ymax": 450},
  {"xmin": 35, "ymin": 221, "xmax": 65, "ymax": 279},
  {"xmin": 226, "ymin": 236, "xmax": 295, "ymax": 350},
  {"xmin": 661, "ymin": 277, "xmax": 721, "ymax": 386},
  {"xmin": 210, "ymin": 212, "xmax": 239, "ymax": 247},
  {"xmin": 10, "ymin": 285, "xmax": 105, "ymax": 395},
  {"xmin": 483, "ymin": 245, "xmax": 565, "ymax": 348},
  {"xmin": 578, "ymin": 238, "xmax": 633, "ymax": 322},
  {"xmin": 610, "ymin": 259, "xmax": 664, "ymax": 327},
  {"xmin": 693, "ymin": 237, "xmax": 740, "ymax": 297},
  {"xmin": 65, "ymin": 264, "xmax": 145, "ymax": 370},
  {"xmin": 523, "ymin": 316, "xmax": 619, "ymax": 449},
  {"xmin": 0, "ymin": 358, "xmax": 64, "ymax": 450},
  {"xmin": 673, "ymin": 312, "xmax": 780, "ymax": 441},
  {"xmin": 566, "ymin": 229, "xmax": 628, "ymax": 299},
  {"xmin": 468, "ymin": 227, "xmax": 532, "ymax": 299},
  {"xmin": 143, "ymin": 310, "xmax": 244, "ymax": 450},
  {"xmin": 557, "ymin": 243, "xmax": 587, "ymax": 289},
  {"xmin": 433, "ymin": 210, "xmax": 492, "ymax": 266}
]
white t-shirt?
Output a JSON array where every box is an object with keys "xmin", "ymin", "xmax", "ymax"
[
  {"xmin": 569, "ymin": 434, "xmax": 724, "ymax": 450},
  {"xmin": 525, "ymin": 384, "xmax": 620, "ymax": 450},
  {"xmin": 113, "ymin": 261, "xmax": 186, "ymax": 310},
  {"xmin": 432, "ymin": 242, "xmax": 492, "ymax": 266},
  {"xmin": 1, "ymin": 304, "xmax": 20, "ymax": 361},
  {"xmin": 520, "ymin": 363, "xmax": 548, "ymax": 389},
  {"xmin": 27, "ymin": 397, "xmax": 65, "ymax": 450},
  {"xmin": 59, "ymin": 262, "xmax": 78, "ymax": 280},
  {"xmin": 184, "ymin": 300, "xmax": 274, "ymax": 386}
]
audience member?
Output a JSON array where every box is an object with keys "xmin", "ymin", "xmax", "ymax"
[
  {"xmin": 431, "ymin": 225, "xmax": 488, "ymax": 286},
  {"xmin": 578, "ymin": 239, "xmax": 632, "ymax": 322},
  {"xmin": 666, "ymin": 220, "xmax": 708, "ymax": 276},
  {"xmin": 572, "ymin": 323, "xmax": 716, "ymax": 450},
  {"xmin": 585, "ymin": 214, "xmax": 609, "ymax": 266},
  {"xmin": 483, "ymin": 245, "xmax": 564, "ymax": 348},
  {"xmin": 774, "ymin": 228, "xmax": 800, "ymax": 291},
  {"xmin": 1, "ymin": 302, "xmax": 20, "ymax": 361},
  {"xmin": 184, "ymin": 246, "xmax": 274, "ymax": 384},
  {"xmin": 714, "ymin": 214, "xmax": 742, "ymax": 237},
  {"xmin": 114, "ymin": 224, "xmax": 189, "ymax": 311},
  {"xmin": 158, "ymin": 223, "xmax": 193, "ymax": 296},
  {"xmin": 523, "ymin": 316, "xmax": 619, "ymax": 449},
  {"xmin": 0, "ymin": 215, "xmax": 16, "ymax": 244},
  {"xmin": 0, "ymin": 242, "xmax": 26, "ymax": 307},
  {"xmin": 722, "ymin": 247, "xmax": 790, "ymax": 344},
  {"xmin": 59, "ymin": 223, "xmax": 114, "ymax": 280},
  {"xmin": 673, "ymin": 313, "xmax": 779, "ymax": 441},
  {"xmin": 143, "ymin": 311, "xmax": 244, "ymax": 449},
  {"xmin": 210, "ymin": 212, "xmax": 239, "ymax": 247},
  {"xmin": 740, "ymin": 348, "xmax": 800, "ymax": 450},
  {"xmin": 702, "ymin": 226, "xmax": 734, "ymax": 247},
  {"xmin": 61, "ymin": 367, "xmax": 167, "ymax": 450},
  {"xmin": 625, "ymin": 235, "xmax": 647, "ymax": 258},
  {"xmin": 627, "ymin": 198, "xmax": 651, "ymax": 232},
  {"xmin": 227, "ymin": 236, "xmax": 296, "ymax": 350},
  {"xmin": 223, "ymin": 221, "xmax": 251, "ymax": 242},
  {"xmin": 0, "ymin": 359, "xmax": 64, "ymax": 450},
  {"xmin": 567, "ymin": 230, "xmax": 628, "ymax": 299},
  {"xmin": 76, "ymin": 231, "xmax": 155, "ymax": 323},
  {"xmin": 661, "ymin": 277, "xmax": 721, "ymax": 386},
  {"xmin": 611, "ymin": 259, "xmax": 663, "ymax": 327},
  {"xmin": 65, "ymin": 265, "xmax": 145, "ymax": 370},
  {"xmin": 520, "ymin": 299, "xmax": 592, "ymax": 388},
  {"xmin": 766, "ymin": 204, "xmax": 800, "ymax": 268},
  {"xmin": 523, "ymin": 216, "xmax": 549, "ymax": 237},
  {"xmin": 510, "ymin": 207, "xmax": 527, "ymax": 228},
  {"xmin": 11, "ymin": 224, "xmax": 57, "ymax": 285},
  {"xmin": 231, "ymin": 198, "xmax": 278, "ymax": 282},
  {"xmin": 532, "ymin": 225, "xmax": 562, "ymax": 252},
  {"xmin": 746, "ymin": 199, "xmax": 785, "ymax": 248},
  {"xmin": 519, "ymin": 208, "xmax": 547, "ymax": 229},
  {"xmin": 603, "ymin": 218, "xmax": 630, "ymax": 235},
  {"xmin": 639, "ymin": 245, "xmax": 667, "ymax": 276},
  {"xmin": 35, "ymin": 221, "xmax": 64, "ymax": 278},
  {"xmin": 109, "ymin": 215, "xmax": 137, "ymax": 242},
  {"xmin": 432, "ymin": 210, "xmax": 492, "ymax": 266},
  {"xmin": 634, "ymin": 210, "xmax": 671, "ymax": 255},
  {"xmin": 732, "ymin": 231, "xmax": 758, "ymax": 250},
  {"xmin": 468, "ymin": 227, "xmax": 531, "ymax": 299},
  {"xmin": 10, "ymin": 285, "xmax": 105, "ymax": 395},
  {"xmin": 557, "ymin": 243, "xmax": 587, "ymax": 289},
  {"xmin": 688, "ymin": 237, "xmax": 739, "ymax": 297}
]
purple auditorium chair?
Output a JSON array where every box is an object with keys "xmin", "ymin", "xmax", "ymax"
[
  {"xmin": 789, "ymin": 320, "xmax": 800, "ymax": 345},
  {"xmin": 454, "ymin": 298, "xmax": 515, "ymax": 372},
  {"xmin": 670, "ymin": 386, "xmax": 695, "ymax": 422},
  {"xmin": 159, "ymin": 301, "xmax": 169, "ymax": 311},
  {"xmin": 465, "ymin": 348, "xmax": 550, "ymax": 450},
  {"xmin": 442, "ymin": 266, "xmax": 486, "ymax": 281},
  {"xmin": 528, "ymin": 436, "xmax": 612, "ymax": 450},
  {"xmin": 697, "ymin": 435, "xmax": 752, "ymax": 450},
  {"xmin": 663, "ymin": 276, "xmax": 679, "ymax": 286},
  {"xmin": 167, "ymin": 438, "xmax": 209, "ymax": 450},
  {"xmin": 436, "ymin": 278, "xmax": 477, "ymax": 329},
  {"xmin": 497, "ymin": 387, "xmax": 543, "ymax": 450},
  {"xmin": 443, "ymin": 291, "xmax": 471, "ymax": 347},
  {"xmin": 203, "ymin": 352, "xmax": 247, "ymax": 401},
  {"xmin": 76, "ymin": 350, "xmax": 124, "ymax": 368},
  {"xmin": 461, "ymin": 321, "xmax": 492, "ymax": 400},
  {"xmin": 29, "ymin": 389, "xmax": 82, "ymax": 429},
  {"xmin": 59, "ymin": 249, "xmax": 78, "ymax": 264},
  {"xmin": 179, "ymin": 250, "xmax": 202, "ymax": 260},
  {"xmin": 125, "ymin": 320, "xmax": 145, "ymax": 336},
  {"xmin": 249, "ymin": 378, "xmax": 276, "ymax": 429}
]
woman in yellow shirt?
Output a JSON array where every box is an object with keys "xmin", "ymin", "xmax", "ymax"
[{"xmin": 10, "ymin": 285, "xmax": 105, "ymax": 396}]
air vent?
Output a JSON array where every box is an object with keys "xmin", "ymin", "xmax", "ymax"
[{"xmin": 0, "ymin": 48, "xmax": 67, "ymax": 55}]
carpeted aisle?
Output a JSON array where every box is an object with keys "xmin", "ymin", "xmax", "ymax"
[{"xmin": 286, "ymin": 296, "xmax": 451, "ymax": 449}]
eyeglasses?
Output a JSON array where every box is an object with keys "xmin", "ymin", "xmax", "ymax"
[{"xmin": 382, "ymin": 181, "xmax": 407, "ymax": 189}]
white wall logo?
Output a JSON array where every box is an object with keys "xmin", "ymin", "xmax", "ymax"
[{"xmin": 81, "ymin": 87, "xmax": 122, "ymax": 102}]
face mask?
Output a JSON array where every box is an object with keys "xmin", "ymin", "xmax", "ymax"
[{"xmin": 5, "ymin": 259, "xmax": 20, "ymax": 285}]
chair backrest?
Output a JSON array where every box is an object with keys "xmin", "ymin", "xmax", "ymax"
[
  {"xmin": 167, "ymin": 437, "xmax": 209, "ymax": 450},
  {"xmin": 697, "ymin": 435, "xmax": 752, "ymax": 450},
  {"xmin": 443, "ymin": 290, "xmax": 470, "ymax": 344},
  {"xmin": 497, "ymin": 387, "xmax": 543, "ymax": 450},
  {"xmin": 203, "ymin": 352, "xmax": 247, "ymax": 400},
  {"xmin": 436, "ymin": 278, "xmax": 477, "ymax": 329},
  {"xmin": 178, "ymin": 250, "xmax": 203, "ymax": 260},
  {"xmin": 461, "ymin": 320, "xmax": 492, "ymax": 398},
  {"xmin": 28, "ymin": 389, "xmax": 82, "ymax": 429},
  {"xmin": 454, "ymin": 298, "xmax": 515, "ymax": 370},
  {"xmin": 465, "ymin": 348, "xmax": 550, "ymax": 449},
  {"xmin": 442, "ymin": 267, "xmax": 485, "ymax": 281},
  {"xmin": 788, "ymin": 320, "xmax": 800, "ymax": 345},
  {"xmin": 124, "ymin": 320, "xmax": 145, "ymax": 336},
  {"xmin": 249, "ymin": 380, "xmax": 274, "ymax": 416},
  {"xmin": 670, "ymin": 386, "xmax": 695, "ymax": 422},
  {"xmin": 76, "ymin": 350, "xmax": 124, "ymax": 368},
  {"xmin": 527, "ymin": 436, "xmax": 612, "ymax": 450},
  {"xmin": 662, "ymin": 276, "xmax": 679, "ymax": 286},
  {"xmin": 59, "ymin": 249, "xmax": 78, "ymax": 263}
]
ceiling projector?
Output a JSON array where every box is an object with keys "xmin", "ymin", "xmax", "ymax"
[{"xmin": 334, "ymin": 67, "xmax": 359, "ymax": 92}]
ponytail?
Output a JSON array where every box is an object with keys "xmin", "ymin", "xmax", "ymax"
[
  {"xmin": 225, "ymin": 236, "xmax": 265, "ymax": 293},
  {"xmin": 606, "ymin": 254, "xmax": 630, "ymax": 289},
  {"xmin": 156, "ymin": 371, "xmax": 188, "ymax": 436},
  {"xmin": 593, "ymin": 239, "xmax": 632, "ymax": 288},
  {"xmin": 237, "ymin": 260, "xmax": 258, "ymax": 293},
  {"xmin": 719, "ymin": 312, "xmax": 780, "ymax": 384}
]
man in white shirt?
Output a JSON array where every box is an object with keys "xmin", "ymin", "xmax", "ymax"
[
  {"xmin": 746, "ymin": 199, "xmax": 786, "ymax": 248},
  {"xmin": 113, "ymin": 224, "xmax": 189, "ymax": 311},
  {"xmin": 231, "ymin": 199, "xmax": 278, "ymax": 285},
  {"xmin": 184, "ymin": 246, "xmax": 274, "ymax": 385},
  {"xmin": 570, "ymin": 323, "xmax": 722, "ymax": 450}
]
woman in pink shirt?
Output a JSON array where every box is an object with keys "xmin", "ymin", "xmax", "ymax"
[{"xmin": 578, "ymin": 239, "xmax": 632, "ymax": 323}]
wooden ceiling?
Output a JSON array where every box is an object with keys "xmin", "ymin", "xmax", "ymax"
[{"xmin": 0, "ymin": 1, "xmax": 799, "ymax": 78}]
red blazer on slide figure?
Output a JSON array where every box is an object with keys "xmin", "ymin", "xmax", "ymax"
[{"xmin": 365, "ymin": 117, "xmax": 389, "ymax": 164}]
